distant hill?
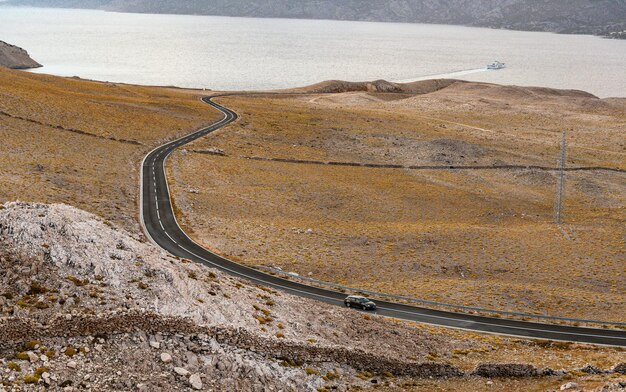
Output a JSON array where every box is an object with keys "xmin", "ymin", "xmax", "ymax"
[
  {"xmin": 0, "ymin": 41, "xmax": 41, "ymax": 69},
  {"xmin": 4, "ymin": 0, "xmax": 626, "ymax": 37}
]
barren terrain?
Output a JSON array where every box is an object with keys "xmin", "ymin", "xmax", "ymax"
[
  {"xmin": 0, "ymin": 66, "xmax": 221, "ymax": 234},
  {"xmin": 169, "ymin": 81, "xmax": 626, "ymax": 321},
  {"xmin": 0, "ymin": 202, "xmax": 624, "ymax": 391},
  {"xmin": 0, "ymin": 68, "xmax": 624, "ymax": 390}
]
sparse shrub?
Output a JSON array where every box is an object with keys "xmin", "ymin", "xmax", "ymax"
[
  {"xmin": 355, "ymin": 371, "xmax": 372, "ymax": 380},
  {"xmin": 277, "ymin": 323, "xmax": 285, "ymax": 330},
  {"xmin": 276, "ymin": 332, "xmax": 285, "ymax": 338},
  {"xmin": 426, "ymin": 351, "xmax": 439, "ymax": 361},
  {"xmin": 188, "ymin": 271, "xmax": 197, "ymax": 280},
  {"xmin": 307, "ymin": 338, "xmax": 317, "ymax": 344},
  {"xmin": 34, "ymin": 301, "xmax": 49, "ymax": 309},
  {"xmin": 35, "ymin": 367, "xmax": 49, "ymax": 376},
  {"xmin": 23, "ymin": 374, "xmax": 39, "ymax": 384},
  {"xmin": 67, "ymin": 276, "xmax": 88, "ymax": 287},
  {"xmin": 324, "ymin": 372, "xmax": 339, "ymax": 381},
  {"xmin": 305, "ymin": 367, "xmax": 319, "ymax": 375},
  {"xmin": 64, "ymin": 346, "xmax": 77, "ymax": 357},
  {"xmin": 280, "ymin": 359, "xmax": 302, "ymax": 367},
  {"xmin": 28, "ymin": 282, "xmax": 48, "ymax": 295},
  {"xmin": 25, "ymin": 340, "xmax": 42, "ymax": 350},
  {"xmin": 7, "ymin": 362, "xmax": 21, "ymax": 371},
  {"xmin": 254, "ymin": 315, "xmax": 273, "ymax": 324},
  {"xmin": 16, "ymin": 300, "xmax": 30, "ymax": 308},
  {"xmin": 137, "ymin": 282, "xmax": 149, "ymax": 290},
  {"xmin": 16, "ymin": 352, "xmax": 29, "ymax": 361}
]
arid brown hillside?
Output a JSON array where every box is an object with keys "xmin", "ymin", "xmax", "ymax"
[
  {"xmin": 169, "ymin": 80, "xmax": 626, "ymax": 322},
  {"xmin": 0, "ymin": 67, "xmax": 221, "ymax": 233},
  {"xmin": 0, "ymin": 68, "xmax": 624, "ymax": 391}
]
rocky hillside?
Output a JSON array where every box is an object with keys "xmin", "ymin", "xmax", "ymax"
[
  {"xmin": 0, "ymin": 41, "xmax": 41, "ymax": 69},
  {"xmin": 1, "ymin": 202, "xmax": 625, "ymax": 390},
  {"xmin": 0, "ymin": 202, "xmax": 474, "ymax": 390},
  {"xmin": 5, "ymin": 0, "xmax": 626, "ymax": 37}
]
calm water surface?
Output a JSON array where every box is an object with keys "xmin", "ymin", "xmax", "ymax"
[{"xmin": 1, "ymin": 7, "xmax": 625, "ymax": 97}]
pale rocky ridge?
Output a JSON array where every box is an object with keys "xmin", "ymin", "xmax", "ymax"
[
  {"xmin": 0, "ymin": 41, "xmax": 41, "ymax": 70},
  {"xmin": 0, "ymin": 202, "xmax": 467, "ymax": 390},
  {"xmin": 1, "ymin": 202, "xmax": 625, "ymax": 390}
]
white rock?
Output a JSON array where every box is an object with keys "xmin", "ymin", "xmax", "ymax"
[
  {"xmin": 174, "ymin": 367, "xmax": 190, "ymax": 376},
  {"xmin": 189, "ymin": 373, "xmax": 202, "ymax": 390},
  {"xmin": 561, "ymin": 382, "xmax": 579, "ymax": 390},
  {"xmin": 160, "ymin": 353, "xmax": 173, "ymax": 363},
  {"xmin": 27, "ymin": 351, "xmax": 38, "ymax": 362},
  {"xmin": 150, "ymin": 341, "xmax": 160, "ymax": 349},
  {"xmin": 67, "ymin": 361, "xmax": 78, "ymax": 369}
]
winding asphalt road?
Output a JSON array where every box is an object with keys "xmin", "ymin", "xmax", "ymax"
[{"xmin": 140, "ymin": 95, "xmax": 626, "ymax": 347}]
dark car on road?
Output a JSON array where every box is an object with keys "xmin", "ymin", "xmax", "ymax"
[{"xmin": 344, "ymin": 295, "xmax": 377, "ymax": 311}]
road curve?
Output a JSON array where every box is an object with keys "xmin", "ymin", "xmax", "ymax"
[{"xmin": 140, "ymin": 95, "xmax": 626, "ymax": 347}]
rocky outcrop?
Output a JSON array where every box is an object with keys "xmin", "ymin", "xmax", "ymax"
[
  {"xmin": 614, "ymin": 363, "xmax": 626, "ymax": 374},
  {"xmin": 0, "ymin": 201, "xmax": 473, "ymax": 390},
  {"xmin": 471, "ymin": 363, "xmax": 539, "ymax": 378},
  {"xmin": 0, "ymin": 41, "xmax": 41, "ymax": 69},
  {"xmin": 7, "ymin": 0, "xmax": 626, "ymax": 37}
]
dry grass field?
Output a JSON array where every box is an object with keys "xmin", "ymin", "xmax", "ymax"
[
  {"xmin": 0, "ymin": 67, "xmax": 221, "ymax": 233},
  {"xmin": 169, "ymin": 81, "xmax": 625, "ymax": 321},
  {"xmin": 1, "ymin": 69, "xmax": 624, "ymax": 390}
]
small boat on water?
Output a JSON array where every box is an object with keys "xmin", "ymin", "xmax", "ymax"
[{"xmin": 487, "ymin": 61, "xmax": 506, "ymax": 70}]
